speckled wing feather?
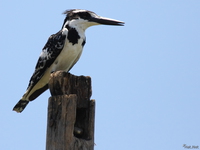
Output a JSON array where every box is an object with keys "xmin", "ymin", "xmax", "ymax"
[
  {"xmin": 13, "ymin": 30, "xmax": 66, "ymax": 113},
  {"xmin": 26, "ymin": 30, "xmax": 66, "ymax": 99}
]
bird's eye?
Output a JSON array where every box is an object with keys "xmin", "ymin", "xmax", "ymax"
[{"xmin": 79, "ymin": 12, "xmax": 91, "ymax": 19}]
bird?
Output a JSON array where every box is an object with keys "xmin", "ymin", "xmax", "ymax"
[{"xmin": 13, "ymin": 9, "xmax": 124, "ymax": 113}]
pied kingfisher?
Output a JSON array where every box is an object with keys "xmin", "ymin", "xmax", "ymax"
[{"xmin": 13, "ymin": 9, "xmax": 124, "ymax": 113}]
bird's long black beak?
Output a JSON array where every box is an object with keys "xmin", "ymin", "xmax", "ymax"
[{"xmin": 90, "ymin": 16, "xmax": 124, "ymax": 26}]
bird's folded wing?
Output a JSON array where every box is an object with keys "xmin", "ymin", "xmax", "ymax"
[{"xmin": 25, "ymin": 30, "xmax": 67, "ymax": 97}]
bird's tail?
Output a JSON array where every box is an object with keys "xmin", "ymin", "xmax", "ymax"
[{"xmin": 13, "ymin": 99, "xmax": 29, "ymax": 113}]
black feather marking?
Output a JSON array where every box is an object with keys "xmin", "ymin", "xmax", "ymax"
[
  {"xmin": 65, "ymin": 25, "xmax": 80, "ymax": 45},
  {"xmin": 29, "ymin": 84, "xmax": 48, "ymax": 100},
  {"xmin": 67, "ymin": 28, "xmax": 80, "ymax": 45},
  {"xmin": 82, "ymin": 39, "xmax": 86, "ymax": 47},
  {"xmin": 26, "ymin": 30, "xmax": 66, "ymax": 98}
]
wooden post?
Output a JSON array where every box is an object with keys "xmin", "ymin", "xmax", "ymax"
[{"xmin": 46, "ymin": 71, "xmax": 95, "ymax": 150}]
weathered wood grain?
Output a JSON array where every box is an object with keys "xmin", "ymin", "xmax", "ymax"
[{"xmin": 46, "ymin": 71, "xmax": 95, "ymax": 150}]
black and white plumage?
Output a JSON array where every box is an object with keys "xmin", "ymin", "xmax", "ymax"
[{"xmin": 13, "ymin": 9, "xmax": 124, "ymax": 113}]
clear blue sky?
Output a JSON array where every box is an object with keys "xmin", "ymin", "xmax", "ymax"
[{"xmin": 1, "ymin": 1, "xmax": 200, "ymax": 150}]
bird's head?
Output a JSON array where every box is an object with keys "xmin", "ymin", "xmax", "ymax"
[{"xmin": 62, "ymin": 9, "xmax": 124, "ymax": 30}]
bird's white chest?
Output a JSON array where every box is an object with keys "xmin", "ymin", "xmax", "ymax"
[{"xmin": 52, "ymin": 38, "xmax": 84, "ymax": 72}]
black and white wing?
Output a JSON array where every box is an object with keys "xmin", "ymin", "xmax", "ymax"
[
  {"xmin": 25, "ymin": 30, "xmax": 66, "ymax": 100},
  {"xmin": 13, "ymin": 30, "xmax": 67, "ymax": 112}
]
